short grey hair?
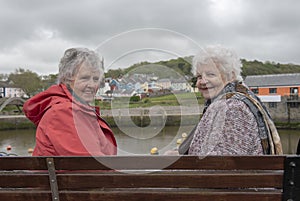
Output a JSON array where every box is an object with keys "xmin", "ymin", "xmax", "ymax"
[
  {"xmin": 192, "ymin": 45, "xmax": 243, "ymax": 82},
  {"xmin": 58, "ymin": 47, "xmax": 104, "ymax": 85}
]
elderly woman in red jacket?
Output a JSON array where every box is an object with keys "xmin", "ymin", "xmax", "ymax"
[{"xmin": 23, "ymin": 48, "xmax": 117, "ymax": 156}]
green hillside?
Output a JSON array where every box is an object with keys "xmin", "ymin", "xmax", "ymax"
[
  {"xmin": 241, "ymin": 59, "xmax": 300, "ymax": 76},
  {"xmin": 105, "ymin": 56, "xmax": 193, "ymax": 79},
  {"xmin": 105, "ymin": 57, "xmax": 300, "ymax": 79}
]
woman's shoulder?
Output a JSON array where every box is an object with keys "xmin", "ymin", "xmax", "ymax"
[
  {"xmin": 42, "ymin": 101, "xmax": 74, "ymax": 119},
  {"xmin": 211, "ymin": 97, "xmax": 252, "ymax": 113},
  {"xmin": 49, "ymin": 100, "xmax": 73, "ymax": 110}
]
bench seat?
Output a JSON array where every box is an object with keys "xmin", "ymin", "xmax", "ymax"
[{"xmin": 0, "ymin": 155, "xmax": 299, "ymax": 201}]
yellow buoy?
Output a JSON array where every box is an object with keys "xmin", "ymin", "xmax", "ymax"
[
  {"xmin": 150, "ymin": 147, "xmax": 159, "ymax": 155},
  {"xmin": 176, "ymin": 138, "xmax": 182, "ymax": 145},
  {"xmin": 28, "ymin": 148, "xmax": 34, "ymax": 154}
]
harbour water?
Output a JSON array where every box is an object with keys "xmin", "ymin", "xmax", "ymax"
[{"xmin": 0, "ymin": 126, "xmax": 299, "ymax": 156}]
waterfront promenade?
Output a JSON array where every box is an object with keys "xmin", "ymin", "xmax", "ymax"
[
  {"xmin": 0, "ymin": 106, "xmax": 203, "ymax": 129},
  {"xmin": 100, "ymin": 106, "xmax": 203, "ymax": 117},
  {"xmin": 0, "ymin": 115, "xmax": 26, "ymax": 119},
  {"xmin": 0, "ymin": 106, "xmax": 203, "ymax": 119}
]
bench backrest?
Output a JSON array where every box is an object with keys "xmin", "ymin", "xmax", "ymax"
[{"xmin": 0, "ymin": 155, "xmax": 299, "ymax": 201}]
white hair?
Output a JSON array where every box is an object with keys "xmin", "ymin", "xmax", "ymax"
[
  {"xmin": 192, "ymin": 45, "xmax": 243, "ymax": 82},
  {"xmin": 58, "ymin": 47, "xmax": 104, "ymax": 85}
]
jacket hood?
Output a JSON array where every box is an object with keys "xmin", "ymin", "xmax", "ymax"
[{"xmin": 23, "ymin": 84, "xmax": 74, "ymax": 126}]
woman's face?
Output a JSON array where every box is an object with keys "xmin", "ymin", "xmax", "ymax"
[
  {"xmin": 195, "ymin": 62, "xmax": 229, "ymax": 100},
  {"xmin": 70, "ymin": 64, "xmax": 101, "ymax": 104}
]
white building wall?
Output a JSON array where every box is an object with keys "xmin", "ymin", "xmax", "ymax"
[
  {"xmin": 258, "ymin": 95, "xmax": 281, "ymax": 102},
  {"xmin": 96, "ymin": 82, "xmax": 110, "ymax": 97},
  {"xmin": 4, "ymin": 87, "xmax": 26, "ymax": 98}
]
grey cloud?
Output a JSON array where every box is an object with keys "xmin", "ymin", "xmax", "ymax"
[{"xmin": 0, "ymin": 0, "xmax": 299, "ymax": 75}]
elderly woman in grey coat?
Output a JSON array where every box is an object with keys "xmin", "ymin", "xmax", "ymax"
[{"xmin": 179, "ymin": 45, "xmax": 282, "ymax": 155}]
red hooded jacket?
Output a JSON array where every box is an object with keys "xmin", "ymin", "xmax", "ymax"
[{"xmin": 23, "ymin": 84, "xmax": 117, "ymax": 156}]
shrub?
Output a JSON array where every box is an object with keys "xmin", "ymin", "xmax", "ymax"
[{"xmin": 130, "ymin": 96, "xmax": 140, "ymax": 102}]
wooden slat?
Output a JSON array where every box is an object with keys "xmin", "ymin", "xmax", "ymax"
[
  {"xmin": 0, "ymin": 156, "xmax": 285, "ymax": 170},
  {"xmin": 53, "ymin": 155, "xmax": 285, "ymax": 170},
  {"xmin": 169, "ymin": 155, "xmax": 285, "ymax": 170},
  {"xmin": 0, "ymin": 190, "xmax": 282, "ymax": 201},
  {"xmin": 59, "ymin": 190, "xmax": 282, "ymax": 201},
  {"xmin": 0, "ymin": 157, "xmax": 47, "ymax": 170},
  {"xmin": 0, "ymin": 190, "xmax": 52, "ymax": 201},
  {"xmin": 0, "ymin": 171, "xmax": 283, "ymax": 189},
  {"xmin": 56, "ymin": 172, "xmax": 283, "ymax": 189},
  {"xmin": 0, "ymin": 174, "xmax": 49, "ymax": 188}
]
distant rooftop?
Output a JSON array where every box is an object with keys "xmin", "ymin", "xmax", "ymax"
[{"xmin": 244, "ymin": 73, "xmax": 300, "ymax": 87}]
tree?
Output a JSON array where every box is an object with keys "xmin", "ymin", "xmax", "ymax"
[
  {"xmin": 190, "ymin": 76, "xmax": 197, "ymax": 91},
  {"xmin": 8, "ymin": 68, "xmax": 42, "ymax": 97},
  {"xmin": 41, "ymin": 74, "xmax": 58, "ymax": 90},
  {"xmin": 0, "ymin": 73, "xmax": 8, "ymax": 81},
  {"xmin": 105, "ymin": 68, "xmax": 124, "ymax": 79}
]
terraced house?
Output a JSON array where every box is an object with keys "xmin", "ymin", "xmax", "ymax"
[
  {"xmin": 0, "ymin": 81, "xmax": 26, "ymax": 98},
  {"xmin": 244, "ymin": 73, "xmax": 300, "ymax": 122}
]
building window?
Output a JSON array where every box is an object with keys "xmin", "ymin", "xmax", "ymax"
[
  {"xmin": 269, "ymin": 88, "xmax": 277, "ymax": 94},
  {"xmin": 288, "ymin": 102, "xmax": 299, "ymax": 108},
  {"xmin": 269, "ymin": 102, "xmax": 277, "ymax": 108},
  {"xmin": 290, "ymin": 87, "xmax": 298, "ymax": 94},
  {"xmin": 251, "ymin": 88, "xmax": 258, "ymax": 94}
]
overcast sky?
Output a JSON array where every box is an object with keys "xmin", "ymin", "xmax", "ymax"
[{"xmin": 1, "ymin": 0, "xmax": 299, "ymax": 75}]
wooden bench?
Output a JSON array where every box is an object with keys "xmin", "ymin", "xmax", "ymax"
[{"xmin": 0, "ymin": 155, "xmax": 299, "ymax": 201}]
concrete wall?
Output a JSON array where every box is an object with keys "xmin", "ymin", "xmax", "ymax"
[{"xmin": 264, "ymin": 96, "xmax": 300, "ymax": 122}]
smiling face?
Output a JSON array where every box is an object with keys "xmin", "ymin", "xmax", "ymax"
[
  {"xmin": 195, "ymin": 61, "xmax": 229, "ymax": 100},
  {"xmin": 69, "ymin": 64, "xmax": 101, "ymax": 104}
]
